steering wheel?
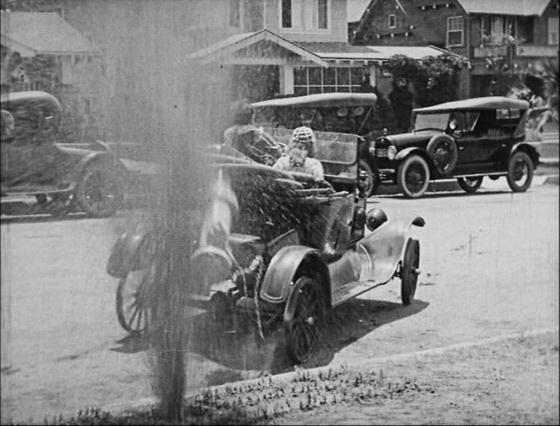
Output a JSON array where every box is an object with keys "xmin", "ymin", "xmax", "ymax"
[{"xmin": 314, "ymin": 179, "xmax": 334, "ymax": 191}]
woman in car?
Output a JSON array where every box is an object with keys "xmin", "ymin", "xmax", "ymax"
[{"xmin": 273, "ymin": 126, "xmax": 324, "ymax": 181}]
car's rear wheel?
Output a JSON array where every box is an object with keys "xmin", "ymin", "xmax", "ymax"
[
  {"xmin": 76, "ymin": 162, "xmax": 123, "ymax": 218},
  {"xmin": 401, "ymin": 239, "xmax": 420, "ymax": 305},
  {"xmin": 284, "ymin": 276, "xmax": 325, "ymax": 363},
  {"xmin": 116, "ymin": 257, "xmax": 154, "ymax": 334},
  {"xmin": 358, "ymin": 159, "xmax": 379, "ymax": 198},
  {"xmin": 506, "ymin": 151, "xmax": 534, "ymax": 192},
  {"xmin": 457, "ymin": 176, "xmax": 483, "ymax": 193},
  {"xmin": 397, "ymin": 155, "xmax": 430, "ymax": 199}
]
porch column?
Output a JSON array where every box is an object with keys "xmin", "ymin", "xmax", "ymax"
[{"xmin": 281, "ymin": 64, "xmax": 294, "ymax": 95}]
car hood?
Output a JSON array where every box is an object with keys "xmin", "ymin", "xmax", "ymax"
[{"xmin": 385, "ymin": 131, "xmax": 438, "ymax": 147}]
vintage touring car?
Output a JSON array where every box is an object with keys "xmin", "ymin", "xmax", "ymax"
[
  {"xmin": 250, "ymin": 93, "xmax": 380, "ymax": 197},
  {"xmin": 107, "ymin": 130, "xmax": 425, "ymax": 363},
  {"xmin": 1, "ymin": 91, "xmax": 127, "ymax": 217},
  {"xmin": 373, "ymin": 96, "xmax": 540, "ymax": 198}
]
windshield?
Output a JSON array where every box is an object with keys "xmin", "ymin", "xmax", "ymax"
[
  {"xmin": 260, "ymin": 127, "xmax": 357, "ymax": 165},
  {"xmin": 254, "ymin": 105, "xmax": 372, "ymax": 135},
  {"xmin": 414, "ymin": 112, "xmax": 449, "ymax": 132}
]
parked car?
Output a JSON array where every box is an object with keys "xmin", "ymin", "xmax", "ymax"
[
  {"xmin": 1, "ymin": 91, "xmax": 127, "ymax": 217},
  {"xmin": 372, "ymin": 96, "xmax": 540, "ymax": 198},
  {"xmin": 250, "ymin": 93, "xmax": 380, "ymax": 197},
  {"xmin": 106, "ymin": 130, "xmax": 425, "ymax": 363}
]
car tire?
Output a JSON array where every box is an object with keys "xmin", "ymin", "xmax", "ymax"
[
  {"xmin": 358, "ymin": 159, "xmax": 379, "ymax": 198},
  {"xmin": 401, "ymin": 239, "xmax": 420, "ymax": 306},
  {"xmin": 506, "ymin": 151, "xmax": 534, "ymax": 192},
  {"xmin": 457, "ymin": 176, "xmax": 483, "ymax": 193},
  {"xmin": 76, "ymin": 162, "xmax": 123, "ymax": 218},
  {"xmin": 116, "ymin": 257, "xmax": 154, "ymax": 334},
  {"xmin": 283, "ymin": 276, "xmax": 325, "ymax": 364},
  {"xmin": 426, "ymin": 134, "xmax": 458, "ymax": 176},
  {"xmin": 397, "ymin": 155, "xmax": 430, "ymax": 199}
]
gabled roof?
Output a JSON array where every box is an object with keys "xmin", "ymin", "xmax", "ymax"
[
  {"xmin": 189, "ymin": 29, "xmax": 452, "ymax": 66},
  {"xmin": 188, "ymin": 29, "xmax": 329, "ymax": 67},
  {"xmin": 0, "ymin": 11, "xmax": 98, "ymax": 56},
  {"xmin": 455, "ymin": 0, "xmax": 551, "ymax": 16}
]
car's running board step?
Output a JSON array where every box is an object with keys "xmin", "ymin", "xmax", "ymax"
[{"xmin": 331, "ymin": 279, "xmax": 389, "ymax": 307}]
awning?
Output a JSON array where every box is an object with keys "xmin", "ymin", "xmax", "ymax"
[
  {"xmin": 298, "ymin": 43, "xmax": 452, "ymax": 61},
  {"xmin": 188, "ymin": 29, "xmax": 452, "ymax": 67},
  {"xmin": 456, "ymin": 0, "xmax": 550, "ymax": 16},
  {"xmin": 0, "ymin": 11, "xmax": 98, "ymax": 57}
]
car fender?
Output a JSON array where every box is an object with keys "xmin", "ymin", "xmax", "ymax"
[
  {"xmin": 106, "ymin": 223, "xmax": 152, "ymax": 279},
  {"xmin": 357, "ymin": 215, "xmax": 425, "ymax": 284},
  {"xmin": 511, "ymin": 142, "xmax": 540, "ymax": 167},
  {"xmin": 395, "ymin": 147, "xmax": 425, "ymax": 162},
  {"xmin": 71, "ymin": 151, "xmax": 128, "ymax": 184},
  {"xmin": 259, "ymin": 245, "xmax": 329, "ymax": 305}
]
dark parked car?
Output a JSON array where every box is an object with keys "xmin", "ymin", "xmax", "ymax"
[
  {"xmin": 250, "ymin": 93, "xmax": 380, "ymax": 197},
  {"xmin": 373, "ymin": 96, "xmax": 540, "ymax": 198},
  {"xmin": 107, "ymin": 130, "xmax": 425, "ymax": 363},
  {"xmin": 1, "ymin": 91, "xmax": 127, "ymax": 217}
]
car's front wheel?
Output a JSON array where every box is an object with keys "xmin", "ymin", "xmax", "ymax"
[
  {"xmin": 401, "ymin": 239, "xmax": 420, "ymax": 305},
  {"xmin": 76, "ymin": 162, "xmax": 123, "ymax": 217},
  {"xmin": 397, "ymin": 155, "xmax": 430, "ymax": 199},
  {"xmin": 457, "ymin": 176, "xmax": 483, "ymax": 193},
  {"xmin": 283, "ymin": 276, "xmax": 325, "ymax": 363},
  {"xmin": 506, "ymin": 151, "xmax": 534, "ymax": 192}
]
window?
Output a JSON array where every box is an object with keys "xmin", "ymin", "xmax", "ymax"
[
  {"xmin": 549, "ymin": 17, "xmax": 559, "ymax": 45},
  {"xmin": 388, "ymin": 14, "xmax": 396, "ymax": 29},
  {"xmin": 282, "ymin": 0, "xmax": 292, "ymax": 28},
  {"xmin": 244, "ymin": 0, "xmax": 264, "ymax": 32},
  {"xmin": 518, "ymin": 17, "xmax": 534, "ymax": 43},
  {"xmin": 293, "ymin": 66, "xmax": 363, "ymax": 95},
  {"xmin": 230, "ymin": 0, "xmax": 263, "ymax": 31},
  {"xmin": 281, "ymin": 0, "xmax": 329, "ymax": 30},
  {"xmin": 229, "ymin": 0, "xmax": 240, "ymax": 27},
  {"xmin": 318, "ymin": 0, "xmax": 328, "ymax": 29},
  {"xmin": 447, "ymin": 16, "xmax": 464, "ymax": 46}
]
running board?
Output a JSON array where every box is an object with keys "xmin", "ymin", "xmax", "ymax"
[{"xmin": 331, "ymin": 279, "xmax": 391, "ymax": 307}]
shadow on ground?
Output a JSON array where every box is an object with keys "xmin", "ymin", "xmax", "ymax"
[{"xmin": 181, "ymin": 297, "xmax": 429, "ymax": 385}]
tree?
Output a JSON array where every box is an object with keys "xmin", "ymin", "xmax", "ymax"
[{"xmin": 384, "ymin": 53, "xmax": 469, "ymax": 107}]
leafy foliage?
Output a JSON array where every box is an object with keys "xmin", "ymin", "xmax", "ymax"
[{"xmin": 384, "ymin": 54, "xmax": 469, "ymax": 107}]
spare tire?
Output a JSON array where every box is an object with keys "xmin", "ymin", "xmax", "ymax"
[{"xmin": 426, "ymin": 134, "xmax": 458, "ymax": 176}]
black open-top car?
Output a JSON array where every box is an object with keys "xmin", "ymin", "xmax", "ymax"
[
  {"xmin": 1, "ymin": 91, "xmax": 127, "ymax": 217},
  {"xmin": 373, "ymin": 96, "xmax": 540, "ymax": 198},
  {"xmin": 107, "ymin": 129, "xmax": 425, "ymax": 363}
]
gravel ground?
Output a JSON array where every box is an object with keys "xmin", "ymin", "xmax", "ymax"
[{"xmin": 267, "ymin": 330, "xmax": 559, "ymax": 425}]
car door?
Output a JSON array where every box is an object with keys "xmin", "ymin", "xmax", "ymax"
[
  {"xmin": 3, "ymin": 102, "xmax": 60, "ymax": 188},
  {"xmin": 455, "ymin": 110, "xmax": 502, "ymax": 165}
]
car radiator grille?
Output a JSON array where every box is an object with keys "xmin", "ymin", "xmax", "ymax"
[{"xmin": 376, "ymin": 148, "xmax": 388, "ymax": 157}]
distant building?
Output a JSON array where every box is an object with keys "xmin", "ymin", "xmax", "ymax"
[{"xmin": 350, "ymin": 0, "xmax": 559, "ymax": 97}]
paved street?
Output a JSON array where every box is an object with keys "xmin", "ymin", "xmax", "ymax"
[{"xmin": 1, "ymin": 178, "xmax": 558, "ymax": 423}]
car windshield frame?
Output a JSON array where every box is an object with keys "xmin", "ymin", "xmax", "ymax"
[{"xmin": 413, "ymin": 112, "xmax": 450, "ymax": 132}]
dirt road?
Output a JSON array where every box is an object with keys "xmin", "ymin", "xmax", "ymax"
[{"xmin": 1, "ymin": 180, "xmax": 558, "ymax": 423}]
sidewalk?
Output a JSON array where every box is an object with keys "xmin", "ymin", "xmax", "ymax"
[{"xmin": 96, "ymin": 328, "xmax": 558, "ymax": 425}]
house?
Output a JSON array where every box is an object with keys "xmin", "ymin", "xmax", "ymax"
[
  {"xmin": 350, "ymin": 0, "xmax": 559, "ymax": 97},
  {"xmin": 187, "ymin": 0, "xmax": 451, "ymax": 101},
  {"xmin": 1, "ymin": 0, "xmax": 450, "ymax": 144},
  {"xmin": 1, "ymin": 10, "xmax": 101, "ymax": 142}
]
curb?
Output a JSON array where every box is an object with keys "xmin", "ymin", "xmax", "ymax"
[{"xmin": 101, "ymin": 327, "xmax": 559, "ymax": 416}]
